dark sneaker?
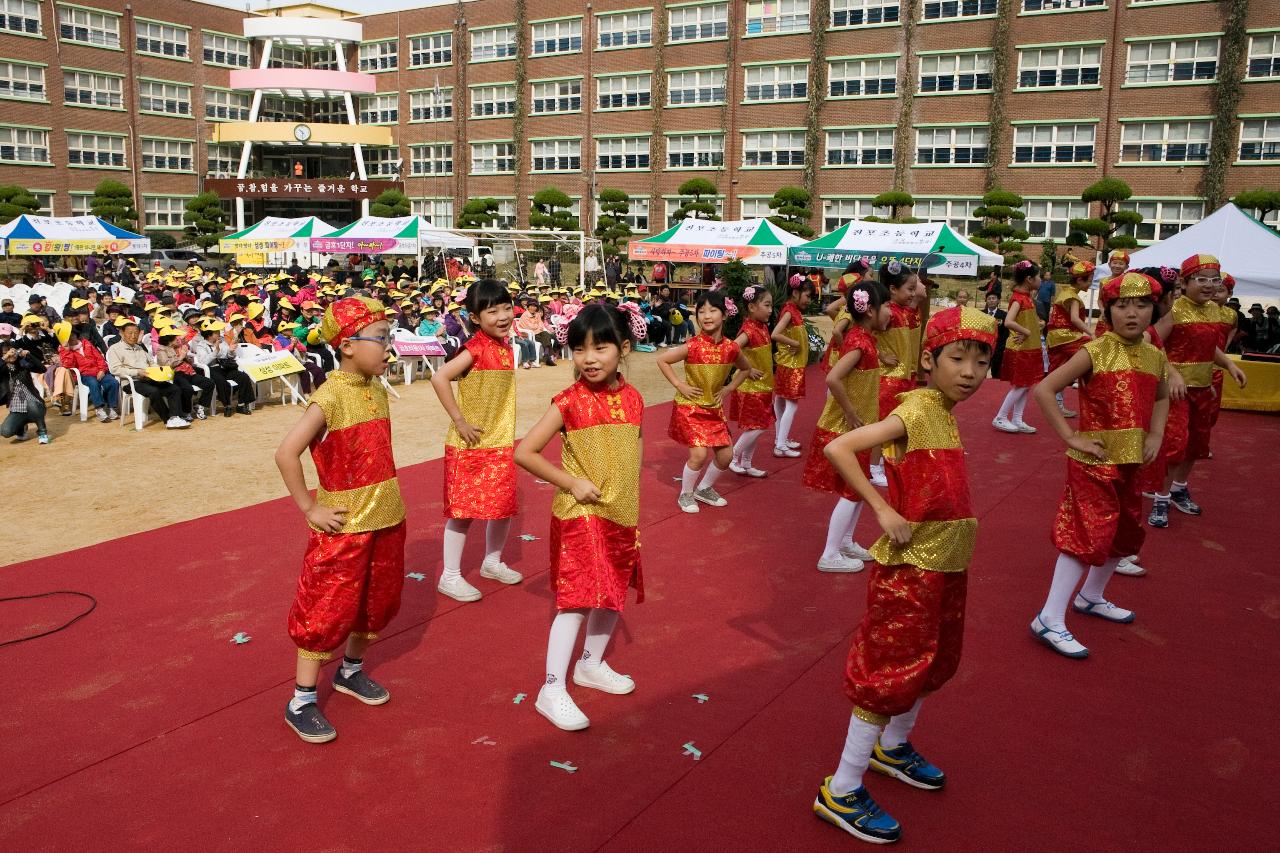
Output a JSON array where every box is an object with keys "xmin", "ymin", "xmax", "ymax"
[
  {"xmin": 1170, "ymin": 488, "xmax": 1202, "ymax": 516},
  {"xmin": 333, "ymin": 669, "xmax": 390, "ymax": 705},
  {"xmin": 1148, "ymin": 500, "xmax": 1169, "ymax": 529},
  {"xmin": 813, "ymin": 778, "xmax": 901, "ymax": 844},
  {"xmin": 285, "ymin": 701, "xmax": 336, "ymax": 743},
  {"xmin": 870, "ymin": 741, "xmax": 946, "ymax": 790}
]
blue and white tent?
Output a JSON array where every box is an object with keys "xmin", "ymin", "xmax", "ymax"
[{"xmin": 0, "ymin": 215, "xmax": 151, "ymax": 256}]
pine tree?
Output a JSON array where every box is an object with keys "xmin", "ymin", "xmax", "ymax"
[
  {"xmin": 89, "ymin": 180, "xmax": 139, "ymax": 231},
  {"xmin": 183, "ymin": 192, "xmax": 227, "ymax": 253}
]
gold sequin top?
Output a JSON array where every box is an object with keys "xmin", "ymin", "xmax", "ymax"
[
  {"xmin": 446, "ymin": 331, "xmax": 517, "ymax": 449},
  {"xmin": 551, "ymin": 378, "xmax": 645, "ymax": 529}
]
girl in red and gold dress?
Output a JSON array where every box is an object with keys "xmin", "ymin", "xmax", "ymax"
[
  {"xmin": 993, "ymin": 260, "xmax": 1045, "ymax": 433},
  {"xmin": 429, "ymin": 280, "xmax": 524, "ymax": 603},
  {"xmin": 803, "ymin": 281, "xmax": 891, "ymax": 573},
  {"xmin": 872, "ymin": 262, "xmax": 930, "ymax": 485},
  {"xmin": 658, "ymin": 290, "xmax": 758, "ymax": 514},
  {"xmin": 515, "ymin": 304, "xmax": 648, "ymax": 732},
  {"xmin": 729, "ymin": 285, "xmax": 776, "ymax": 478},
  {"xmin": 770, "ymin": 275, "xmax": 815, "ymax": 457}
]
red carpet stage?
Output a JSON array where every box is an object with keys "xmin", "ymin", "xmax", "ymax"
[{"xmin": 2, "ymin": 374, "xmax": 1277, "ymax": 851}]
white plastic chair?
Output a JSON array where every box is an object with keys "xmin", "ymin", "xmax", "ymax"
[
  {"xmin": 517, "ymin": 328, "xmax": 543, "ymax": 365},
  {"xmin": 68, "ymin": 367, "xmax": 91, "ymax": 422},
  {"xmin": 198, "ymin": 363, "xmax": 239, "ymax": 416},
  {"xmin": 118, "ymin": 375, "xmax": 151, "ymax": 431}
]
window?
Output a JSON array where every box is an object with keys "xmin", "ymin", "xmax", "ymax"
[
  {"xmin": 58, "ymin": 6, "xmax": 119, "ymax": 48},
  {"xmin": 358, "ymin": 40, "xmax": 398, "ymax": 72},
  {"xmin": 915, "ymin": 126, "xmax": 989, "ymax": 165},
  {"xmin": 138, "ymin": 80, "xmax": 191, "ymax": 116},
  {"xmin": 1, "ymin": 0, "xmax": 41, "ymax": 36},
  {"xmin": 1126, "ymin": 37, "xmax": 1219, "ymax": 84},
  {"xmin": 531, "ymin": 138, "xmax": 581, "ymax": 172},
  {"xmin": 471, "ymin": 26, "xmax": 517, "ymax": 61},
  {"xmin": 669, "ymin": 3, "xmax": 728, "ymax": 42},
  {"xmin": 668, "ymin": 68, "xmax": 726, "ymax": 105},
  {"xmin": 0, "ymin": 61, "xmax": 44, "ymax": 101},
  {"xmin": 1247, "ymin": 34, "xmax": 1280, "ymax": 80},
  {"xmin": 1017, "ymin": 45, "xmax": 1102, "ymax": 88},
  {"xmin": 597, "ymin": 73, "xmax": 651, "ymax": 110},
  {"xmin": 829, "ymin": 57, "xmax": 897, "ymax": 96},
  {"xmin": 140, "ymin": 138, "xmax": 193, "ymax": 172},
  {"xmin": 70, "ymin": 194, "xmax": 95, "ymax": 216},
  {"xmin": 30, "ymin": 191, "xmax": 52, "ymax": 215},
  {"xmin": 745, "ymin": 64, "xmax": 808, "ymax": 102},
  {"xmin": 745, "ymin": 0, "xmax": 809, "ymax": 35},
  {"xmin": 259, "ymin": 96, "xmax": 306, "ymax": 122},
  {"xmin": 311, "ymin": 47, "xmax": 339, "ymax": 70},
  {"xmin": 206, "ymin": 144, "xmax": 238, "ymax": 178},
  {"xmin": 203, "ymin": 32, "xmax": 250, "ymax": 68},
  {"xmin": 489, "ymin": 200, "xmax": 516, "ymax": 228},
  {"xmin": 410, "ymin": 88, "xmax": 452, "ymax": 122},
  {"xmin": 412, "ymin": 198, "xmax": 455, "ymax": 226},
  {"xmin": 409, "ymin": 32, "xmax": 452, "ymax": 67},
  {"xmin": 532, "ymin": 18, "xmax": 582, "ymax": 55},
  {"xmin": 1239, "ymin": 118, "xmax": 1280, "ymax": 162},
  {"xmin": 597, "ymin": 196, "xmax": 649, "ymax": 232},
  {"xmin": 1022, "ymin": 0, "xmax": 1104, "ymax": 10},
  {"xmin": 667, "ymin": 133, "xmax": 724, "ymax": 168},
  {"xmin": 743, "ymin": 131, "xmax": 805, "ymax": 166},
  {"xmin": 144, "ymin": 197, "xmax": 187, "ymax": 230},
  {"xmin": 831, "ymin": 0, "xmax": 899, "ymax": 27},
  {"xmin": 64, "ymin": 69, "xmax": 122, "ymax": 109},
  {"xmin": 912, "ymin": 199, "xmax": 982, "ymax": 234},
  {"xmin": 532, "ymin": 79, "xmax": 582, "ymax": 114},
  {"xmin": 1119, "ymin": 200, "xmax": 1204, "ymax": 243},
  {"xmin": 1012, "ymin": 123, "xmax": 1095, "ymax": 164},
  {"xmin": 920, "ymin": 52, "xmax": 992, "ymax": 92},
  {"xmin": 409, "ymin": 143, "xmax": 453, "ymax": 176},
  {"xmin": 597, "ymin": 136, "xmax": 651, "ymax": 170},
  {"xmin": 363, "ymin": 146, "xmax": 401, "ymax": 177},
  {"xmin": 922, "ymin": 0, "xmax": 996, "ymax": 19},
  {"xmin": 1119, "ymin": 119, "xmax": 1211, "ymax": 163},
  {"xmin": 471, "ymin": 141, "xmax": 515, "ymax": 174},
  {"xmin": 269, "ymin": 45, "xmax": 306, "ymax": 68},
  {"xmin": 66, "ymin": 131, "xmax": 124, "ymax": 167},
  {"xmin": 205, "ymin": 88, "xmax": 250, "ymax": 121},
  {"xmin": 826, "ymin": 128, "xmax": 894, "ymax": 165},
  {"xmin": 359, "ymin": 93, "xmax": 399, "ymax": 124},
  {"xmin": 666, "ymin": 196, "xmax": 724, "ymax": 224},
  {"xmin": 471, "ymin": 84, "xmax": 516, "ymax": 117},
  {"xmin": 136, "ymin": 20, "xmax": 187, "ymax": 59},
  {"xmin": 1024, "ymin": 198, "xmax": 1088, "ymax": 239},
  {"xmin": 738, "ymin": 198, "xmax": 771, "ymax": 219},
  {"xmin": 598, "ymin": 10, "xmax": 652, "ymax": 49},
  {"xmin": 311, "ymin": 98, "xmax": 345, "ymax": 123}
]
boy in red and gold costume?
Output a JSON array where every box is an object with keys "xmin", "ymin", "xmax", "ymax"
[
  {"xmin": 276, "ymin": 296, "xmax": 406, "ymax": 743},
  {"xmin": 1208, "ymin": 273, "xmax": 1238, "ymax": 438},
  {"xmin": 1030, "ymin": 273, "xmax": 1170, "ymax": 658},
  {"xmin": 811, "ymin": 305, "xmax": 997, "ymax": 845},
  {"xmin": 1147, "ymin": 255, "xmax": 1247, "ymax": 527}
]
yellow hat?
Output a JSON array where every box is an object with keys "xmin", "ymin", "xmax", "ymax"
[
  {"xmin": 246, "ymin": 303, "xmax": 265, "ymax": 319},
  {"xmin": 70, "ymin": 297, "xmax": 90, "ymax": 310},
  {"xmin": 20, "ymin": 314, "xmax": 44, "ymax": 328},
  {"xmin": 155, "ymin": 324, "xmax": 181, "ymax": 338},
  {"xmin": 227, "ymin": 312, "xmax": 246, "ymax": 323},
  {"xmin": 201, "ymin": 320, "xmax": 226, "ymax": 333},
  {"xmin": 144, "ymin": 302, "xmax": 165, "ymax": 312},
  {"xmin": 538, "ymin": 294, "xmax": 552, "ymax": 303},
  {"xmin": 265, "ymin": 283, "xmax": 280, "ymax": 292},
  {"xmin": 52, "ymin": 321, "xmax": 73, "ymax": 345},
  {"xmin": 71, "ymin": 273, "xmax": 86, "ymax": 282},
  {"xmin": 389, "ymin": 289, "xmax": 406, "ymax": 298},
  {"xmin": 221, "ymin": 291, "xmax": 237, "ymax": 302},
  {"xmin": 113, "ymin": 316, "xmax": 137, "ymax": 328},
  {"xmin": 144, "ymin": 365, "xmax": 174, "ymax": 382}
]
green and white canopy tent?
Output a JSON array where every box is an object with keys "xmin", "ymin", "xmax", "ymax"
[
  {"xmin": 218, "ymin": 216, "xmax": 336, "ymax": 255},
  {"xmin": 628, "ymin": 218, "xmax": 805, "ymax": 265},
  {"xmin": 789, "ymin": 220, "xmax": 1002, "ymax": 276}
]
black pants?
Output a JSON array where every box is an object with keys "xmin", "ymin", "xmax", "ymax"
[
  {"xmin": 210, "ymin": 365, "xmax": 255, "ymax": 406},
  {"xmin": 647, "ymin": 318, "xmax": 670, "ymax": 346},
  {"xmin": 307, "ymin": 344, "xmax": 334, "ymax": 373},
  {"xmin": 175, "ymin": 372, "xmax": 215, "ymax": 411},
  {"xmin": 130, "ymin": 378, "xmax": 182, "ymax": 421}
]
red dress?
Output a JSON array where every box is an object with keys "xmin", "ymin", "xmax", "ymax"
[
  {"xmin": 803, "ymin": 327, "xmax": 879, "ymax": 499},
  {"xmin": 443, "ymin": 331, "xmax": 517, "ymax": 519},
  {"xmin": 549, "ymin": 378, "xmax": 645, "ymax": 611},
  {"xmin": 876, "ymin": 302, "xmax": 921, "ymax": 418},
  {"xmin": 773, "ymin": 302, "xmax": 808, "ymax": 400},
  {"xmin": 1046, "ymin": 287, "xmax": 1088, "ymax": 372},
  {"xmin": 1164, "ymin": 296, "xmax": 1220, "ymax": 464},
  {"xmin": 668, "ymin": 333, "xmax": 740, "ymax": 447},
  {"xmin": 1000, "ymin": 291, "xmax": 1044, "ymax": 387},
  {"xmin": 729, "ymin": 318, "xmax": 775, "ymax": 430}
]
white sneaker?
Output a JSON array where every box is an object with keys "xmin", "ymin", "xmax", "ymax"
[
  {"xmin": 1030, "ymin": 615, "xmax": 1088, "ymax": 658},
  {"xmin": 678, "ymin": 493, "xmax": 700, "ymax": 513},
  {"xmin": 1014, "ymin": 420, "xmax": 1037, "ymax": 434},
  {"xmin": 728, "ymin": 459, "xmax": 748, "ymax": 475},
  {"xmin": 107, "ymin": 408, "xmax": 119, "ymax": 420},
  {"xmin": 531, "ymin": 361, "xmax": 542, "ymax": 368},
  {"xmin": 693, "ymin": 486, "xmax": 727, "ymax": 507},
  {"xmin": 817, "ymin": 554, "xmax": 865, "ymax": 573},
  {"xmin": 740, "ymin": 465, "xmax": 767, "ymax": 478},
  {"xmin": 841, "ymin": 542, "xmax": 874, "ymax": 562},
  {"xmin": 1073, "ymin": 594, "xmax": 1135, "ymax": 623},
  {"xmin": 437, "ymin": 574, "xmax": 482, "ymax": 602},
  {"xmin": 1114, "ymin": 556, "xmax": 1146, "ymax": 577},
  {"xmin": 773, "ymin": 446, "xmax": 801, "ymax": 458},
  {"xmin": 165, "ymin": 416, "xmax": 189, "ymax": 429},
  {"xmin": 786, "ymin": 439, "xmax": 801, "ymax": 449},
  {"xmin": 992, "ymin": 417, "xmax": 1020, "ymax": 433},
  {"xmin": 96, "ymin": 408, "xmax": 110, "ymax": 422},
  {"xmin": 535, "ymin": 686, "xmax": 589, "ymax": 731},
  {"xmin": 869, "ymin": 465, "xmax": 888, "ymax": 488},
  {"xmin": 479, "ymin": 559, "xmax": 523, "ymax": 584},
  {"xmin": 573, "ymin": 660, "xmax": 636, "ymax": 695}
]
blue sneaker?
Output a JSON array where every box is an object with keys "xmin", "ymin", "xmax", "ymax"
[
  {"xmin": 813, "ymin": 778, "xmax": 901, "ymax": 844},
  {"xmin": 1170, "ymin": 488, "xmax": 1202, "ymax": 516},
  {"xmin": 1148, "ymin": 500, "xmax": 1169, "ymax": 529},
  {"xmin": 869, "ymin": 741, "xmax": 946, "ymax": 790}
]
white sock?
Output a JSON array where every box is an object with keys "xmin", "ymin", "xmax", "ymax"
[
  {"xmin": 483, "ymin": 516, "xmax": 512, "ymax": 566},
  {"xmin": 698, "ymin": 463, "xmax": 725, "ymax": 490},
  {"xmin": 289, "ymin": 684, "xmax": 317, "ymax": 713},
  {"xmin": 441, "ymin": 518, "xmax": 470, "ymax": 582},
  {"xmin": 1079, "ymin": 557, "xmax": 1121, "ymax": 602},
  {"xmin": 579, "ymin": 609, "xmax": 620, "ymax": 670},
  {"xmin": 1041, "ymin": 553, "xmax": 1086, "ymax": 630},
  {"xmin": 544, "ymin": 610, "xmax": 586, "ymax": 694},
  {"xmin": 339, "ymin": 655, "xmax": 362, "ymax": 678},
  {"xmin": 880, "ymin": 697, "xmax": 924, "ymax": 750},
  {"xmin": 829, "ymin": 714, "xmax": 883, "ymax": 795},
  {"xmin": 1154, "ymin": 492, "xmax": 1170, "ymax": 503},
  {"xmin": 996, "ymin": 388, "xmax": 1018, "ymax": 421},
  {"xmin": 1012, "ymin": 388, "xmax": 1030, "ymax": 422},
  {"xmin": 734, "ymin": 428, "xmax": 763, "ymax": 466},
  {"xmin": 680, "ymin": 464, "xmax": 700, "ymax": 496},
  {"xmin": 822, "ymin": 498, "xmax": 859, "ymax": 561},
  {"xmin": 775, "ymin": 399, "xmax": 798, "ymax": 448},
  {"xmin": 841, "ymin": 501, "xmax": 864, "ymax": 550},
  {"xmin": 1171, "ymin": 480, "xmax": 1188, "ymax": 493}
]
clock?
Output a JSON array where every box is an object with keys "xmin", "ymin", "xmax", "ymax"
[{"xmin": 294, "ymin": 124, "xmax": 312, "ymax": 142}]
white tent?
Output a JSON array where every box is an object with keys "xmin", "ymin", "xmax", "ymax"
[
  {"xmin": 627, "ymin": 218, "xmax": 805, "ymax": 265},
  {"xmin": 0, "ymin": 215, "xmax": 150, "ymax": 256},
  {"xmin": 309, "ymin": 215, "xmax": 474, "ymax": 255},
  {"xmin": 789, "ymin": 219, "xmax": 1002, "ymax": 276},
  {"xmin": 1127, "ymin": 204, "xmax": 1280, "ymax": 299}
]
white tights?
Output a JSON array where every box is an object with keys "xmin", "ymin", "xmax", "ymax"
[
  {"xmin": 1039, "ymin": 553, "xmax": 1121, "ymax": 630},
  {"xmin": 996, "ymin": 386, "xmax": 1030, "ymax": 423},
  {"xmin": 733, "ymin": 428, "xmax": 764, "ymax": 467},
  {"xmin": 544, "ymin": 608, "xmax": 621, "ymax": 691},
  {"xmin": 829, "ymin": 698, "xmax": 926, "ymax": 795},
  {"xmin": 821, "ymin": 498, "xmax": 864, "ymax": 561},
  {"xmin": 774, "ymin": 398, "xmax": 799, "ymax": 449},
  {"xmin": 440, "ymin": 517, "xmax": 512, "ymax": 582}
]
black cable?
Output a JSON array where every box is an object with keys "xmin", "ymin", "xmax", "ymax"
[{"xmin": 0, "ymin": 591, "xmax": 97, "ymax": 649}]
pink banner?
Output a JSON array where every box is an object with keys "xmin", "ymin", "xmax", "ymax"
[
  {"xmin": 310, "ymin": 237, "xmax": 400, "ymax": 253},
  {"xmin": 393, "ymin": 339, "xmax": 446, "ymax": 357}
]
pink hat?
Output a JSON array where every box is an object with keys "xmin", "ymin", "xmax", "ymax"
[{"xmin": 0, "ymin": 323, "xmax": 15, "ymax": 337}]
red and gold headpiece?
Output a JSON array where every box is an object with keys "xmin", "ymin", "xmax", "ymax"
[
  {"xmin": 1180, "ymin": 253, "xmax": 1220, "ymax": 279},
  {"xmin": 1221, "ymin": 273, "xmax": 1235, "ymax": 294},
  {"xmin": 1107, "ymin": 249, "xmax": 1130, "ymax": 263},
  {"xmin": 1100, "ymin": 272, "xmax": 1159, "ymax": 306},
  {"xmin": 924, "ymin": 305, "xmax": 998, "ymax": 352},
  {"xmin": 320, "ymin": 296, "xmax": 386, "ymax": 347},
  {"xmin": 1069, "ymin": 260, "xmax": 1095, "ymax": 280}
]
